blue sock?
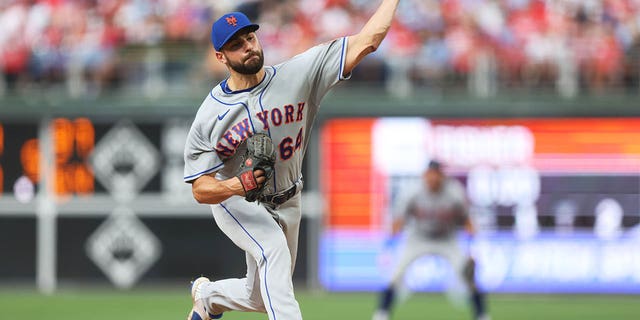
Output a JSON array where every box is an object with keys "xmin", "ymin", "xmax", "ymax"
[
  {"xmin": 471, "ymin": 291, "xmax": 486, "ymax": 318},
  {"xmin": 379, "ymin": 287, "xmax": 395, "ymax": 311}
]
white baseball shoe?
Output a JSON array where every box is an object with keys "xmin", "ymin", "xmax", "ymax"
[
  {"xmin": 187, "ymin": 277, "xmax": 223, "ymax": 320},
  {"xmin": 372, "ymin": 310, "xmax": 389, "ymax": 320}
]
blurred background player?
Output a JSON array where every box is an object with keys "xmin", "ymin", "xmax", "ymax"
[{"xmin": 372, "ymin": 160, "xmax": 489, "ymax": 320}]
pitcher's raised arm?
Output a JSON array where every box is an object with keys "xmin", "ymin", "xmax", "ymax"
[{"xmin": 343, "ymin": 0, "xmax": 400, "ymax": 76}]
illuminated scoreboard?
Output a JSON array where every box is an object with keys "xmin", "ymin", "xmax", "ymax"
[
  {"xmin": 0, "ymin": 119, "xmax": 95, "ymax": 199},
  {"xmin": 0, "ymin": 118, "xmax": 190, "ymax": 202},
  {"xmin": 319, "ymin": 117, "xmax": 640, "ymax": 293},
  {"xmin": 0, "ymin": 121, "xmax": 41, "ymax": 199}
]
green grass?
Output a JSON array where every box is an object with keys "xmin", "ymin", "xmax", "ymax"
[{"xmin": 0, "ymin": 288, "xmax": 638, "ymax": 320}]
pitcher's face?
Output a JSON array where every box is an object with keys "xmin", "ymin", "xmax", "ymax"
[{"xmin": 218, "ymin": 31, "xmax": 264, "ymax": 75}]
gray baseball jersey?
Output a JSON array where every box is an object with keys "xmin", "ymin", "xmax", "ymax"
[
  {"xmin": 183, "ymin": 37, "xmax": 349, "ymax": 320},
  {"xmin": 184, "ymin": 37, "xmax": 349, "ymax": 193},
  {"xmin": 388, "ymin": 178, "xmax": 471, "ymax": 289},
  {"xmin": 395, "ymin": 178, "xmax": 468, "ymax": 239}
]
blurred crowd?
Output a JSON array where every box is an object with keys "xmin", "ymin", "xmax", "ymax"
[
  {"xmin": 1, "ymin": 0, "xmax": 640, "ymax": 98},
  {"xmin": 0, "ymin": 0, "xmax": 215, "ymax": 97}
]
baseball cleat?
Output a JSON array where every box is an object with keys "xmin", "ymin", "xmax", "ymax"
[
  {"xmin": 372, "ymin": 310, "xmax": 389, "ymax": 320},
  {"xmin": 187, "ymin": 277, "xmax": 223, "ymax": 320}
]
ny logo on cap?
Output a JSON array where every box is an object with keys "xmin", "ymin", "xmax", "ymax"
[{"xmin": 226, "ymin": 16, "xmax": 238, "ymax": 26}]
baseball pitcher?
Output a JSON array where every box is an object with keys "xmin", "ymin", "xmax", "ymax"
[
  {"xmin": 183, "ymin": 2, "xmax": 400, "ymax": 320},
  {"xmin": 372, "ymin": 160, "xmax": 490, "ymax": 320}
]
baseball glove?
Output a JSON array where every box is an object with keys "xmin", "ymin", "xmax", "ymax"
[{"xmin": 236, "ymin": 133, "xmax": 276, "ymax": 202}]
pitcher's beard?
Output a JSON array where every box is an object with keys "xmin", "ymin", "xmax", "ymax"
[{"xmin": 228, "ymin": 51, "xmax": 264, "ymax": 75}]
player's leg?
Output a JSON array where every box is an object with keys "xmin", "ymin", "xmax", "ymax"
[
  {"xmin": 201, "ymin": 197, "xmax": 301, "ymax": 320},
  {"xmin": 203, "ymin": 192, "xmax": 303, "ymax": 315},
  {"xmin": 437, "ymin": 237, "xmax": 489, "ymax": 320},
  {"xmin": 197, "ymin": 252, "xmax": 266, "ymax": 315},
  {"xmin": 373, "ymin": 234, "xmax": 428, "ymax": 320},
  {"xmin": 267, "ymin": 192, "xmax": 302, "ymax": 274},
  {"xmin": 463, "ymin": 257, "xmax": 489, "ymax": 320}
]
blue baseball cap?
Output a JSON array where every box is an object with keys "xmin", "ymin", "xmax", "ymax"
[
  {"xmin": 211, "ymin": 12, "xmax": 259, "ymax": 51},
  {"xmin": 427, "ymin": 160, "xmax": 443, "ymax": 171}
]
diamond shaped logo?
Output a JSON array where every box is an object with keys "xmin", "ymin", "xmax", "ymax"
[
  {"xmin": 90, "ymin": 120, "xmax": 160, "ymax": 202},
  {"xmin": 86, "ymin": 207, "xmax": 161, "ymax": 289}
]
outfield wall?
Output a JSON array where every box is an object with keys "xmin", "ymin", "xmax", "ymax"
[{"xmin": 1, "ymin": 108, "xmax": 639, "ymax": 294}]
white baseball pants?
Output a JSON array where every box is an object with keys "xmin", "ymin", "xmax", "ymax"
[{"xmin": 199, "ymin": 192, "xmax": 302, "ymax": 320}]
